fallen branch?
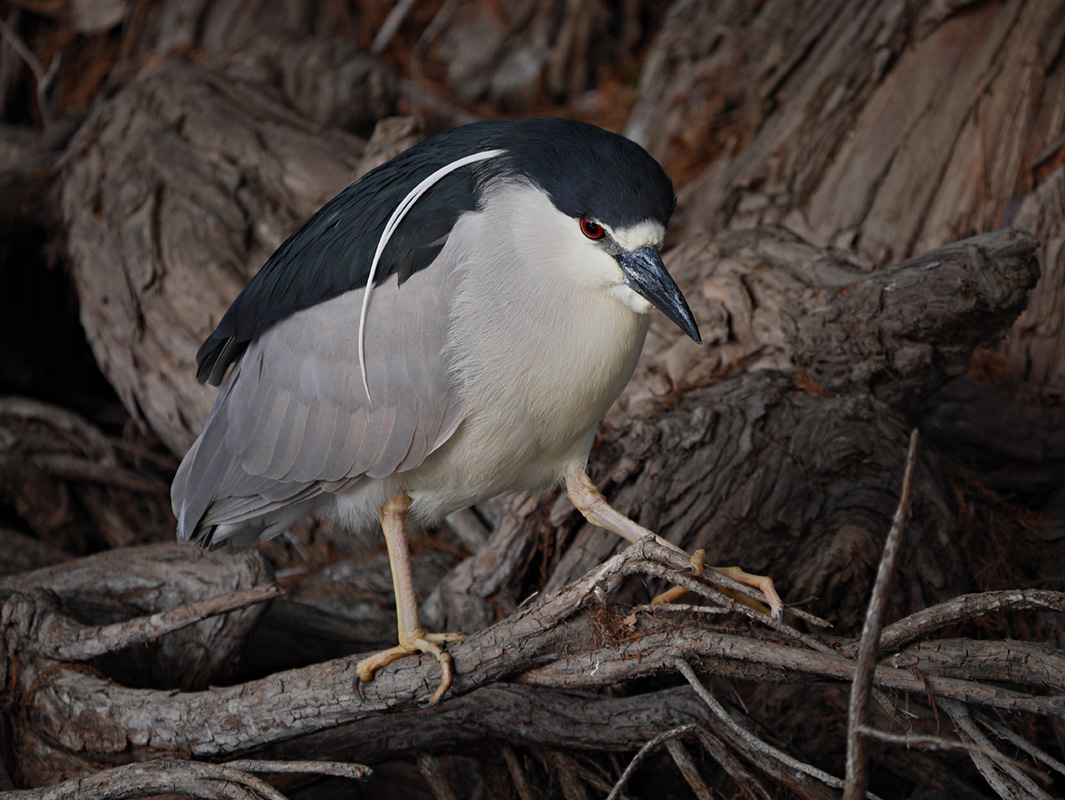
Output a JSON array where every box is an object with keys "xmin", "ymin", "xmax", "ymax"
[
  {"xmin": 3, "ymin": 759, "xmax": 369, "ymax": 800},
  {"xmin": 846, "ymin": 429, "xmax": 920, "ymax": 799}
]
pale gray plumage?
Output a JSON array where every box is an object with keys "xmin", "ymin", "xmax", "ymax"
[
  {"xmin": 175, "ymin": 179, "xmax": 654, "ymax": 545},
  {"xmin": 168, "ymin": 118, "xmax": 768, "ymax": 703},
  {"xmin": 173, "ymin": 240, "xmax": 464, "ymax": 546},
  {"xmin": 174, "ymin": 121, "xmax": 695, "ymax": 549}
]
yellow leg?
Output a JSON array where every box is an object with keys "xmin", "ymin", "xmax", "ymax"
[
  {"xmin": 564, "ymin": 468, "xmax": 784, "ymax": 625},
  {"xmin": 356, "ymin": 492, "xmax": 464, "ymax": 704}
]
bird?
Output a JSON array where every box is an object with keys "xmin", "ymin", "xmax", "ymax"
[{"xmin": 172, "ymin": 117, "xmax": 782, "ymax": 704}]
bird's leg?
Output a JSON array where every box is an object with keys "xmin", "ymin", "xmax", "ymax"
[
  {"xmin": 564, "ymin": 468, "xmax": 784, "ymax": 625},
  {"xmin": 355, "ymin": 491, "xmax": 463, "ymax": 704}
]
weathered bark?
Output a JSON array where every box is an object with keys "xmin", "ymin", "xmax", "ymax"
[
  {"xmin": 5, "ymin": 227, "xmax": 1050, "ymax": 798},
  {"xmin": 4, "ymin": 537, "xmax": 1063, "ymax": 796},
  {"xmin": 0, "ymin": 397, "xmax": 175, "ymax": 551},
  {"xmin": 1, "ymin": 1, "xmax": 1061, "ymax": 797},
  {"xmin": 628, "ymin": 0, "xmax": 1065, "ymax": 396},
  {"xmin": 59, "ymin": 57, "xmax": 392, "ymax": 455},
  {"xmin": 1, "ymin": 543, "xmax": 273, "ymax": 691}
]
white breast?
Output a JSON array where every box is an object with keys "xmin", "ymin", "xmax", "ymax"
[{"xmin": 403, "ymin": 183, "xmax": 652, "ymax": 519}]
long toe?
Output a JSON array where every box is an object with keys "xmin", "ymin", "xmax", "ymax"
[
  {"xmin": 355, "ymin": 633, "xmax": 463, "ymax": 704},
  {"xmin": 712, "ymin": 565, "xmax": 785, "ymax": 627},
  {"xmin": 650, "ymin": 552, "xmax": 785, "ymax": 627}
]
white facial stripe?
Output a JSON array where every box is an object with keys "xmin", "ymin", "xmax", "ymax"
[{"xmin": 604, "ymin": 219, "xmax": 666, "ymax": 251}]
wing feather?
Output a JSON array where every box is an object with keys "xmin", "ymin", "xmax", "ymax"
[{"xmin": 172, "ymin": 255, "xmax": 465, "ymax": 544}]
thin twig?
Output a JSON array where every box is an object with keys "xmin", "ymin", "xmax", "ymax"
[
  {"xmin": 540, "ymin": 749, "xmax": 590, "ymax": 800},
  {"xmin": 877, "ymin": 589, "xmax": 1065, "ymax": 653},
  {"xmin": 630, "ymin": 601, "xmax": 728, "ymax": 614},
  {"xmin": 417, "ymin": 752, "xmax": 458, "ymax": 800},
  {"xmin": 44, "ymin": 583, "xmax": 284, "ymax": 660},
  {"xmin": 606, "ymin": 724, "xmax": 701, "ymax": 800},
  {"xmin": 673, "ymin": 659, "xmax": 882, "ymax": 799},
  {"xmin": 224, "ymin": 760, "xmax": 371, "ymax": 780},
  {"xmin": 370, "ymin": 0, "xmax": 419, "ymax": 55},
  {"xmin": 664, "ymin": 738, "xmax": 714, "ymax": 800},
  {"xmin": 3, "ymin": 759, "xmax": 271, "ymax": 800},
  {"xmin": 692, "ymin": 728, "xmax": 773, "ymax": 800},
  {"xmin": 28, "ymin": 453, "xmax": 171, "ymax": 494},
  {"xmin": 857, "ymin": 725, "xmax": 1045, "ymax": 769},
  {"xmin": 845, "ymin": 429, "xmax": 919, "ymax": 800},
  {"xmin": 0, "ymin": 14, "xmax": 54, "ymax": 126},
  {"xmin": 978, "ymin": 718, "xmax": 1065, "ymax": 777},
  {"xmin": 941, "ymin": 698, "xmax": 1054, "ymax": 800},
  {"xmin": 500, "ymin": 745, "xmax": 536, "ymax": 800}
]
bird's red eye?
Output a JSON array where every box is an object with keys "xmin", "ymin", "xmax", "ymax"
[{"xmin": 580, "ymin": 218, "xmax": 604, "ymax": 240}]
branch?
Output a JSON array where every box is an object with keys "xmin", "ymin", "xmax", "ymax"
[
  {"xmin": 877, "ymin": 589, "xmax": 1065, "ymax": 653},
  {"xmin": 845, "ymin": 429, "xmax": 919, "ymax": 799},
  {"xmin": 674, "ymin": 659, "xmax": 879, "ymax": 800},
  {"xmin": 35, "ymin": 584, "xmax": 284, "ymax": 661},
  {"xmin": 3, "ymin": 759, "xmax": 368, "ymax": 800}
]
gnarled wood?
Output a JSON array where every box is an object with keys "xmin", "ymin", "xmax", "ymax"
[{"xmin": 629, "ymin": 0, "xmax": 1065, "ymax": 396}]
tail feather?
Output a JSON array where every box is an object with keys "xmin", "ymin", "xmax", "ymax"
[{"xmin": 172, "ymin": 366, "xmax": 322, "ymax": 548}]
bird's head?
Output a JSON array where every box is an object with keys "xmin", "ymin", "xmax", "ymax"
[{"xmin": 482, "ymin": 119, "xmax": 702, "ymax": 344}]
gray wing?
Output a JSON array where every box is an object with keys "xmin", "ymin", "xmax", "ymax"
[{"xmin": 172, "ymin": 261, "xmax": 465, "ymax": 545}]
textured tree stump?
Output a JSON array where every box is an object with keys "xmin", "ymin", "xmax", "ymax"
[
  {"xmin": 60, "ymin": 57, "xmax": 391, "ymax": 454},
  {"xmin": 628, "ymin": 0, "xmax": 1065, "ymax": 397}
]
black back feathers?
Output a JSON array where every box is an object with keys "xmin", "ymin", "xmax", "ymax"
[{"xmin": 196, "ymin": 119, "xmax": 674, "ymax": 386}]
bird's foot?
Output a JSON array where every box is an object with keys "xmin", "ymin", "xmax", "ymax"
[
  {"xmin": 355, "ymin": 631, "xmax": 465, "ymax": 704},
  {"xmin": 710, "ymin": 565, "xmax": 784, "ymax": 627},
  {"xmin": 652, "ymin": 549, "xmax": 784, "ymax": 627},
  {"xmin": 651, "ymin": 548, "xmax": 706, "ymax": 604}
]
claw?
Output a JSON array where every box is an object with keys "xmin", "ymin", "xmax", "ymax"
[
  {"xmin": 652, "ymin": 551, "xmax": 785, "ymax": 626},
  {"xmin": 355, "ymin": 632, "xmax": 465, "ymax": 704},
  {"xmin": 711, "ymin": 565, "xmax": 785, "ymax": 628}
]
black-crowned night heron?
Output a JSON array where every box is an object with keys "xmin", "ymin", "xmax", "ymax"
[{"xmin": 172, "ymin": 118, "xmax": 782, "ymax": 703}]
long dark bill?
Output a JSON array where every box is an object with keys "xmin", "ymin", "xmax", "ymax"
[{"xmin": 616, "ymin": 245, "xmax": 701, "ymax": 343}]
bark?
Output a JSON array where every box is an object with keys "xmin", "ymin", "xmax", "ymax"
[
  {"xmin": 5, "ymin": 228, "xmax": 1051, "ymax": 797},
  {"xmin": 59, "ymin": 55, "xmax": 392, "ymax": 455},
  {"xmin": 629, "ymin": 0, "xmax": 1065, "ymax": 396},
  {"xmin": 1, "ymin": 1, "xmax": 1062, "ymax": 798},
  {"xmin": 0, "ymin": 397, "xmax": 175, "ymax": 551},
  {"xmin": 4, "ymin": 537, "xmax": 1063, "ymax": 795}
]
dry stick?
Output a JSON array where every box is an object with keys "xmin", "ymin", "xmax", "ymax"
[
  {"xmin": 844, "ymin": 429, "xmax": 920, "ymax": 800},
  {"xmin": 877, "ymin": 588, "xmax": 1065, "ymax": 653},
  {"xmin": 370, "ymin": 0, "xmax": 418, "ymax": 55},
  {"xmin": 30, "ymin": 453, "xmax": 170, "ymax": 494},
  {"xmin": 500, "ymin": 745, "xmax": 536, "ymax": 800},
  {"xmin": 0, "ymin": 15, "xmax": 57, "ymax": 127},
  {"xmin": 672, "ymin": 659, "xmax": 881, "ymax": 799},
  {"xmin": 856, "ymin": 727, "xmax": 1047, "ymax": 773},
  {"xmin": 692, "ymin": 728, "xmax": 774, "ymax": 800},
  {"xmin": 978, "ymin": 718, "xmax": 1065, "ymax": 777},
  {"xmin": 3, "ymin": 758, "xmax": 368, "ymax": 800},
  {"xmin": 223, "ymin": 760, "xmax": 371, "ymax": 781},
  {"xmin": 43, "ymin": 583, "xmax": 284, "ymax": 660},
  {"xmin": 664, "ymin": 738, "xmax": 714, "ymax": 800},
  {"xmin": 941, "ymin": 698, "xmax": 1054, "ymax": 800},
  {"xmin": 606, "ymin": 723, "xmax": 702, "ymax": 800},
  {"xmin": 546, "ymin": 750, "xmax": 590, "ymax": 800}
]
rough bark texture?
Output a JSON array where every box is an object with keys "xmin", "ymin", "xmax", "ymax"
[
  {"xmin": 1, "ymin": 1, "xmax": 1063, "ymax": 799},
  {"xmin": 628, "ymin": 0, "xmax": 1065, "ymax": 396},
  {"xmin": 59, "ymin": 59, "xmax": 379, "ymax": 455}
]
